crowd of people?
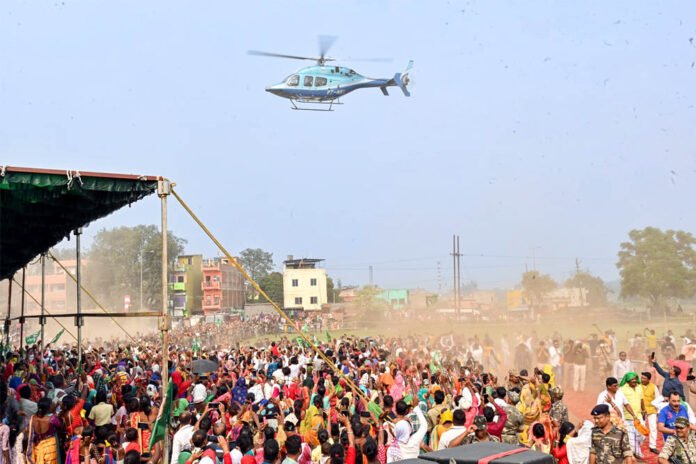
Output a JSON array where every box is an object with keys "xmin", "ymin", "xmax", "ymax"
[{"xmin": 0, "ymin": 325, "xmax": 695, "ymax": 464}]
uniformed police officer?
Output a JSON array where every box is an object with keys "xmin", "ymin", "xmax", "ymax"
[
  {"xmin": 589, "ymin": 404, "xmax": 635, "ymax": 464},
  {"xmin": 658, "ymin": 417, "xmax": 696, "ymax": 464}
]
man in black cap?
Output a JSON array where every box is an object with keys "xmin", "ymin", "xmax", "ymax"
[{"xmin": 590, "ymin": 404, "xmax": 634, "ymax": 464}]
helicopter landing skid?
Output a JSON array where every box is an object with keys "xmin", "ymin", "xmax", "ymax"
[{"xmin": 290, "ymin": 99, "xmax": 343, "ymax": 112}]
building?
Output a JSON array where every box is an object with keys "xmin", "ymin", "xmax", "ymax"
[
  {"xmin": 24, "ymin": 259, "xmax": 89, "ymax": 314},
  {"xmin": 169, "ymin": 254, "xmax": 203, "ymax": 317},
  {"xmin": 201, "ymin": 258, "xmax": 245, "ymax": 315},
  {"xmin": 338, "ymin": 286, "xmax": 359, "ymax": 303},
  {"xmin": 407, "ymin": 289, "xmax": 438, "ymax": 310},
  {"xmin": 545, "ymin": 287, "xmax": 589, "ymax": 310},
  {"xmin": 466, "ymin": 290, "xmax": 498, "ymax": 312},
  {"xmin": 283, "ymin": 257, "xmax": 327, "ymax": 311},
  {"xmin": 506, "ymin": 289, "xmax": 530, "ymax": 310},
  {"xmin": 377, "ymin": 289, "xmax": 409, "ymax": 310}
]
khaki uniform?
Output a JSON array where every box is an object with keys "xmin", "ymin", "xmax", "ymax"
[
  {"xmin": 658, "ymin": 433, "xmax": 696, "ymax": 464},
  {"xmin": 426, "ymin": 403, "xmax": 449, "ymax": 432},
  {"xmin": 501, "ymin": 404, "xmax": 524, "ymax": 445},
  {"xmin": 550, "ymin": 401, "xmax": 569, "ymax": 425},
  {"xmin": 590, "ymin": 426, "xmax": 632, "ymax": 464}
]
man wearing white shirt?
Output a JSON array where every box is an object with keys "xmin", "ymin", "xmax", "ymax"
[
  {"xmin": 248, "ymin": 379, "xmax": 264, "ymax": 404},
  {"xmin": 596, "ymin": 377, "xmax": 636, "ymax": 421},
  {"xmin": 549, "ymin": 340, "xmax": 562, "ymax": 384},
  {"xmin": 613, "ymin": 351, "xmax": 633, "ymax": 381},
  {"xmin": 438, "ymin": 409, "xmax": 469, "ymax": 450},
  {"xmin": 171, "ymin": 412, "xmax": 195, "ymax": 464}
]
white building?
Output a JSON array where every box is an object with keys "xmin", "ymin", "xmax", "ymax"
[{"xmin": 283, "ymin": 257, "xmax": 327, "ymax": 311}]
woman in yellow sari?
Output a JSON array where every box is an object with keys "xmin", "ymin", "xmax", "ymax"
[
  {"xmin": 26, "ymin": 397, "xmax": 63, "ymax": 464},
  {"xmin": 302, "ymin": 396, "xmax": 325, "ymax": 447},
  {"xmin": 517, "ymin": 378, "xmax": 541, "ymax": 445}
]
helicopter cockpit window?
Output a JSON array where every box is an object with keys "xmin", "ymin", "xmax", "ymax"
[
  {"xmin": 315, "ymin": 77, "xmax": 327, "ymax": 87},
  {"xmin": 304, "ymin": 76, "xmax": 314, "ymax": 87},
  {"xmin": 286, "ymin": 75, "xmax": 299, "ymax": 86},
  {"xmin": 348, "ymin": 69, "xmax": 356, "ymax": 76}
]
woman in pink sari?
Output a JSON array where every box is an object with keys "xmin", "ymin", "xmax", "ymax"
[{"xmin": 390, "ymin": 372, "xmax": 406, "ymax": 401}]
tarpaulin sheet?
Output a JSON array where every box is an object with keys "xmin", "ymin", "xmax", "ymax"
[{"xmin": 0, "ymin": 167, "xmax": 158, "ymax": 280}]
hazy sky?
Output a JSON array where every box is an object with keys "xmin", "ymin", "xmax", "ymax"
[{"xmin": 2, "ymin": 1, "xmax": 695, "ymax": 291}]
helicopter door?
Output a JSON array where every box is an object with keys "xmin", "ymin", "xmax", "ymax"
[{"xmin": 303, "ymin": 76, "xmax": 314, "ymax": 87}]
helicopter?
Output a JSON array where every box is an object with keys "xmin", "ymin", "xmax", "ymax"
[{"xmin": 249, "ymin": 36, "xmax": 413, "ymax": 111}]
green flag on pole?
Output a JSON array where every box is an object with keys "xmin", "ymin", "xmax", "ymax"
[
  {"xmin": 149, "ymin": 381, "xmax": 174, "ymax": 448},
  {"xmin": 25, "ymin": 330, "xmax": 40, "ymax": 346},
  {"xmin": 192, "ymin": 337, "xmax": 202, "ymax": 355},
  {"xmin": 49, "ymin": 329, "xmax": 65, "ymax": 344},
  {"xmin": 367, "ymin": 400, "xmax": 383, "ymax": 418}
]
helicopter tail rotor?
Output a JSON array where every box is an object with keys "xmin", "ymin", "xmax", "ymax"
[{"xmin": 393, "ymin": 60, "xmax": 414, "ymax": 97}]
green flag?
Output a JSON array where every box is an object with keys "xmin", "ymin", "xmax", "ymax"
[
  {"xmin": 192, "ymin": 337, "xmax": 201, "ymax": 355},
  {"xmin": 25, "ymin": 330, "xmax": 40, "ymax": 346},
  {"xmin": 325, "ymin": 330, "xmax": 332, "ymax": 343},
  {"xmin": 367, "ymin": 400, "xmax": 383, "ymax": 418},
  {"xmin": 149, "ymin": 381, "xmax": 174, "ymax": 448},
  {"xmin": 50, "ymin": 329, "xmax": 65, "ymax": 344}
]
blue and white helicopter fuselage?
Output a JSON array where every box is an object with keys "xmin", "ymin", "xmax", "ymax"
[{"xmin": 265, "ymin": 62, "xmax": 413, "ymax": 110}]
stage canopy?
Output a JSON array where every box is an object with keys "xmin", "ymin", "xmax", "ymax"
[{"xmin": 0, "ymin": 166, "xmax": 159, "ymax": 281}]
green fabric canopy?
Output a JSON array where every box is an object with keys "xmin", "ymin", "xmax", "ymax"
[{"xmin": 0, "ymin": 167, "xmax": 158, "ymax": 281}]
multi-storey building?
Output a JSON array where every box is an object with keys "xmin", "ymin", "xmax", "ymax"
[
  {"xmin": 283, "ymin": 257, "xmax": 327, "ymax": 311},
  {"xmin": 170, "ymin": 254, "xmax": 203, "ymax": 317},
  {"xmin": 201, "ymin": 258, "xmax": 245, "ymax": 314}
]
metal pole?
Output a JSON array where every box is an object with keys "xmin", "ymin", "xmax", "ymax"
[
  {"xmin": 5, "ymin": 276, "xmax": 13, "ymax": 350},
  {"xmin": 140, "ymin": 251, "xmax": 144, "ymax": 312},
  {"xmin": 451, "ymin": 235, "xmax": 456, "ymax": 317},
  {"xmin": 158, "ymin": 178, "xmax": 171, "ymax": 464},
  {"xmin": 40, "ymin": 254, "xmax": 46, "ymax": 375},
  {"xmin": 75, "ymin": 228, "xmax": 83, "ymax": 371},
  {"xmin": 19, "ymin": 268, "xmax": 25, "ymax": 353},
  {"xmin": 456, "ymin": 235, "xmax": 461, "ymax": 319}
]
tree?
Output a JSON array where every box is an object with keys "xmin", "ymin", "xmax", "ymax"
[
  {"xmin": 238, "ymin": 248, "xmax": 274, "ymax": 301},
  {"xmin": 258, "ymin": 272, "xmax": 283, "ymax": 305},
  {"xmin": 83, "ymin": 225, "xmax": 186, "ymax": 312},
  {"xmin": 326, "ymin": 277, "xmax": 342, "ymax": 303},
  {"xmin": 617, "ymin": 227, "xmax": 696, "ymax": 316},
  {"xmin": 354, "ymin": 285, "xmax": 387, "ymax": 317},
  {"xmin": 521, "ymin": 271, "xmax": 557, "ymax": 306},
  {"xmin": 50, "ymin": 246, "xmax": 77, "ymax": 261},
  {"xmin": 565, "ymin": 270, "xmax": 608, "ymax": 306}
]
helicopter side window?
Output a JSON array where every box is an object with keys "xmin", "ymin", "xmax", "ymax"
[
  {"xmin": 315, "ymin": 77, "xmax": 327, "ymax": 87},
  {"xmin": 304, "ymin": 76, "xmax": 314, "ymax": 87},
  {"xmin": 286, "ymin": 75, "xmax": 299, "ymax": 86}
]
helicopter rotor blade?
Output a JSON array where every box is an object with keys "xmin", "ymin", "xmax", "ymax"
[
  {"xmin": 318, "ymin": 35, "xmax": 338, "ymax": 61},
  {"xmin": 342, "ymin": 57, "xmax": 393, "ymax": 63},
  {"xmin": 247, "ymin": 50, "xmax": 319, "ymax": 61}
]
